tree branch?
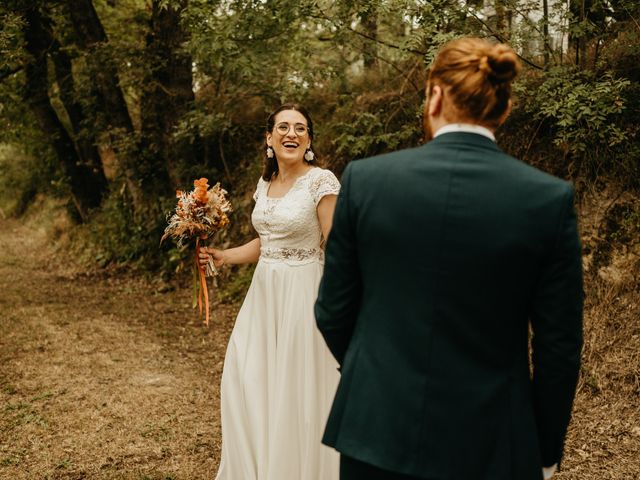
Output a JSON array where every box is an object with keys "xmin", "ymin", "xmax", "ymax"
[
  {"xmin": 229, "ymin": 28, "xmax": 289, "ymax": 43},
  {"xmin": 0, "ymin": 64, "xmax": 25, "ymax": 82},
  {"xmin": 508, "ymin": 4, "xmax": 560, "ymax": 65},
  {"xmin": 349, "ymin": 40, "xmax": 422, "ymax": 93},
  {"xmin": 622, "ymin": 4, "xmax": 640, "ymax": 32},
  {"xmin": 309, "ymin": 10, "xmax": 426, "ymax": 56},
  {"xmin": 462, "ymin": 6, "xmax": 545, "ymax": 70}
]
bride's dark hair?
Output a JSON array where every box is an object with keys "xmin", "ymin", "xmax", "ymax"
[{"xmin": 262, "ymin": 103, "xmax": 319, "ymax": 181}]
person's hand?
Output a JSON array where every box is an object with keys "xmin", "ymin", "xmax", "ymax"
[{"xmin": 198, "ymin": 246, "xmax": 226, "ymax": 269}]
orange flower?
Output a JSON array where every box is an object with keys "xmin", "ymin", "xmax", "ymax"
[
  {"xmin": 194, "ymin": 178, "xmax": 208, "ymax": 189},
  {"xmin": 193, "ymin": 178, "xmax": 209, "ymax": 204}
]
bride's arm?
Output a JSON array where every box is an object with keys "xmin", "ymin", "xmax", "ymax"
[
  {"xmin": 317, "ymin": 194, "xmax": 338, "ymax": 247},
  {"xmin": 200, "ymin": 237, "xmax": 261, "ymax": 267}
]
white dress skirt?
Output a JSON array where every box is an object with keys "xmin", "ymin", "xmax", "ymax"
[{"xmin": 215, "ymin": 167, "xmax": 341, "ymax": 480}]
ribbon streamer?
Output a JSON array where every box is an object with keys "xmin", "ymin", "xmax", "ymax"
[{"xmin": 195, "ymin": 237, "xmax": 211, "ymax": 326}]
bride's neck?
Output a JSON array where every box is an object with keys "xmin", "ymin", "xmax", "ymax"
[{"xmin": 277, "ymin": 163, "xmax": 309, "ymax": 182}]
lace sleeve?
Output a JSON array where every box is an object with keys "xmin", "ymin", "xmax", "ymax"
[
  {"xmin": 253, "ymin": 177, "xmax": 264, "ymax": 202},
  {"xmin": 309, "ymin": 169, "xmax": 340, "ymax": 206}
]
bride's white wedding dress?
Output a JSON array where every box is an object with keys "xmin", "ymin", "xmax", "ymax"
[{"xmin": 215, "ymin": 167, "xmax": 341, "ymax": 480}]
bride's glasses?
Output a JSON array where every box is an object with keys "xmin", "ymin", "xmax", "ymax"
[{"xmin": 275, "ymin": 122, "xmax": 309, "ymax": 137}]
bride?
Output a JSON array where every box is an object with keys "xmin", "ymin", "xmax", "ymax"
[{"xmin": 200, "ymin": 103, "xmax": 341, "ymax": 479}]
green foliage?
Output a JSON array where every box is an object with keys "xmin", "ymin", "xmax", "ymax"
[
  {"xmin": 70, "ymin": 189, "xmax": 172, "ymax": 270},
  {"xmin": 610, "ymin": 203, "xmax": 640, "ymax": 244},
  {"xmin": 0, "ymin": 10, "xmax": 25, "ymax": 71},
  {"xmin": 332, "ymin": 111, "xmax": 420, "ymax": 162},
  {"xmin": 186, "ymin": 0, "xmax": 315, "ymax": 101},
  {"xmin": 423, "ymin": 32, "xmax": 462, "ymax": 65},
  {"xmin": 530, "ymin": 69, "xmax": 630, "ymax": 155},
  {"xmin": 0, "ymin": 145, "xmax": 55, "ymax": 216}
]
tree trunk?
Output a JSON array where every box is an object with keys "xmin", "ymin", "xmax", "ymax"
[
  {"xmin": 63, "ymin": 0, "xmax": 146, "ymax": 209},
  {"xmin": 140, "ymin": 0, "xmax": 196, "ymax": 195},
  {"xmin": 570, "ymin": 0, "xmax": 588, "ymax": 67},
  {"xmin": 579, "ymin": 0, "xmax": 587, "ymax": 68},
  {"xmin": 494, "ymin": 0, "xmax": 510, "ymax": 40},
  {"xmin": 48, "ymin": 30, "xmax": 107, "ymax": 188},
  {"xmin": 542, "ymin": 0, "xmax": 550, "ymax": 68},
  {"xmin": 23, "ymin": 6, "xmax": 105, "ymax": 221},
  {"xmin": 359, "ymin": 4, "xmax": 378, "ymax": 70},
  {"xmin": 64, "ymin": 0, "xmax": 134, "ymax": 133}
]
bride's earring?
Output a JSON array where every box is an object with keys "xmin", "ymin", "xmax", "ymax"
[
  {"xmin": 304, "ymin": 149, "xmax": 314, "ymax": 161},
  {"xmin": 266, "ymin": 147, "xmax": 274, "ymax": 159}
]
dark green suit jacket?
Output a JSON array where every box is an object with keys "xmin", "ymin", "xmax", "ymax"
[{"xmin": 315, "ymin": 132, "xmax": 583, "ymax": 480}]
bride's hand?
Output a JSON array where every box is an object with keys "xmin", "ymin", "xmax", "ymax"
[{"xmin": 199, "ymin": 246, "xmax": 226, "ymax": 269}]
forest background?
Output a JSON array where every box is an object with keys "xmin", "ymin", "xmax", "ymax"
[{"xmin": 0, "ymin": 0, "xmax": 639, "ymax": 478}]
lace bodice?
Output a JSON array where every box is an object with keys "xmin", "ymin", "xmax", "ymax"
[{"xmin": 252, "ymin": 167, "xmax": 340, "ymax": 264}]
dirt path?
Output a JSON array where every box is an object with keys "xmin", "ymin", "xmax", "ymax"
[{"xmin": 0, "ymin": 219, "xmax": 236, "ymax": 479}]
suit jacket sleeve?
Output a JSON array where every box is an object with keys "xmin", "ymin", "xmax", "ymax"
[
  {"xmin": 531, "ymin": 185, "xmax": 584, "ymax": 468},
  {"xmin": 315, "ymin": 162, "xmax": 362, "ymax": 365}
]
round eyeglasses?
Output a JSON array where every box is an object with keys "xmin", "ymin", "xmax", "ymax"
[{"xmin": 275, "ymin": 122, "xmax": 309, "ymax": 137}]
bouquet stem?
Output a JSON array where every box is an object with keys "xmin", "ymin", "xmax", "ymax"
[{"xmin": 205, "ymin": 255, "xmax": 218, "ymax": 277}]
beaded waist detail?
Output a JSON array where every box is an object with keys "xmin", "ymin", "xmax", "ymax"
[{"xmin": 260, "ymin": 247, "xmax": 324, "ymax": 264}]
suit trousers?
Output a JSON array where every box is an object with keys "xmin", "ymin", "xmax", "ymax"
[{"xmin": 340, "ymin": 455, "xmax": 425, "ymax": 480}]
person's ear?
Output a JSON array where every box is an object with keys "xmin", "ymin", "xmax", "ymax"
[
  {"xmin": 266, "ymin": 132, "xmax": 273, "ymax": 147},
  {"xmin": 427, "ymin": 85, "xmax": 443, "ymax": 117}
]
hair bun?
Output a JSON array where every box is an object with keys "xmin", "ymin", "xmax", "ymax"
[{"xmin": 485, "ymin": 44, "xmax": 520, "ymax": 84}]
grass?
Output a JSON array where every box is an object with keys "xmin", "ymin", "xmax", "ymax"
[
  {"xmin": 31, "ymin": 392, "xmax": 55, "ymax": 402},
  {"xmin": 4, "ymin": 401, "xmax": 49, "ymax": 428},
  {"xmin": 140, "ymin": 423, "xmax": 173, "ymax": 441},
  {"xmin": 1, "ymin": 384, "xmax": 17, "ymax": 395},
  {"xmin": 55, "ymin": 458, "xmax": 73, "ymax": 470},
  {"xmin": 0, "ymin": 457, "xmax": 19, "ymax": 467}
]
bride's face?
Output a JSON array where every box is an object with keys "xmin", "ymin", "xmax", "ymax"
[{"xmin": 266, "ymin": 110, "xmax": 312, "ymax": 166}]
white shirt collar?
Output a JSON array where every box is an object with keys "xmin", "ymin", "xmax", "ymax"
[{"xmin": 433, "ymin": 123, "xmax": 496, "ymax": 142}]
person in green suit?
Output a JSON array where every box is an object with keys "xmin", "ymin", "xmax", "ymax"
[{"xmin": 315, "ymin": 37, "xmax": 583, "ymax": 480}]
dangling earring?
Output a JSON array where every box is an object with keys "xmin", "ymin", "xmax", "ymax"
[
  {"xmin": 266, "ymin": 147, "xmax": 274, "ymax": 159},
  {"xmin": 304, "ymin": 149, "xmax": 315, "ymax": 161}
]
